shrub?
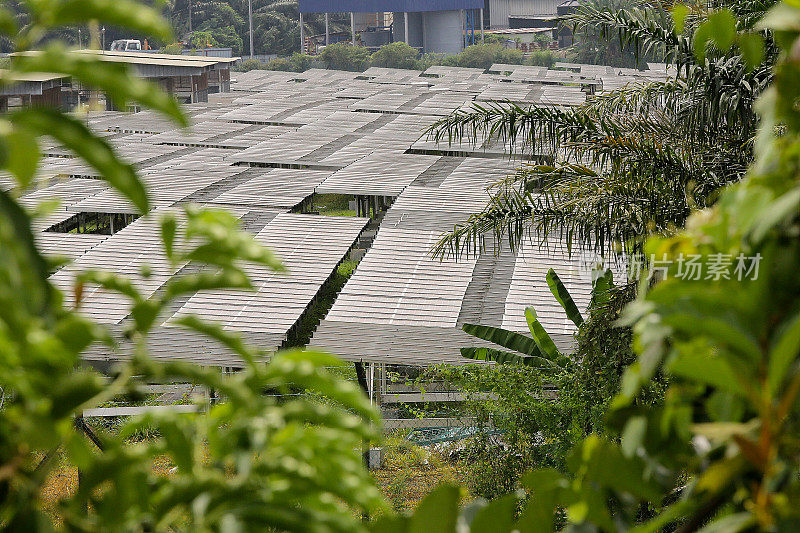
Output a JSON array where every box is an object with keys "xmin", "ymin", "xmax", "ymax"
[
  {"xmin": 526, "ymin": 50, "xmax": 555, "ymax": 67},
  {"xmin": 287, "ymin": 52, "xmax": 314, "ymax": 72},
  {"xmin": 233, "ymin": 58, "xmax": 269, "ymax": 72},
  {"xmin": 188, "ymin": 30, "xmax": 218, "ymax": 49},
  {"xmin": 370, "ymin": 42, "xmax": 420, "ymax": 69},
  {"xmin": 319, "ymin": 42, "xmax": 370, "ymax": 71},
  {"xmin": 451, "ymin": 43, "xmax": 525, "ymax": 70},
  {"xmin": 264, "ymin": 57, "xmax": 293, "ymax": 71},
  {"xmin": 161, "ymin": 42, "xmax": 183, "ymax": 54}
]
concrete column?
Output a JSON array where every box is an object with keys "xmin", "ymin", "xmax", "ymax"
[
  {"xmin": 480, "ymin": 8, "xmax": 485, "ymax": 42},
  {"xmin": 404, "ymin": 12, "xmax": 409, "ymax": 44},
  {"xmin": 461, "ymin": 9, "xmax": 466, "ymax": 49},
  {"xmin": 248, "ymin": 0, "xmax": 254, "ymax": 57},
  {"xmin": 325, "ymin": 13, "xmax": 330, "ymax": 46},
  {"xmin": 351, "ymin": 12, "xmax": 356, "ymax": 44},
  {"xmin": 299, "ymin": 12, "xmax": 304, "ymax": 54}
]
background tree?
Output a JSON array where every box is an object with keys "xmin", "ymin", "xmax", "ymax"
[
  {"xmin": 566, "ymin": 0, "xmax": 668, "ymax": 67},
  {"xmin": 427, "ymin": 0, "xmax": 776, "ymax": 259}
]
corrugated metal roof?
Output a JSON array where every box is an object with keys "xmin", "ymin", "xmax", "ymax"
[
  {"xmin": 18, "ymin": 61, "xmax": 661, "ymax": 367},
  {"xmin": 300, "ymin": 0, "xmax": 483, "ymax": 14}
]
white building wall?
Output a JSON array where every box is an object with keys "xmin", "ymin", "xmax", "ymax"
[
  {"xmin": 422, "ymin": 10, "xmax": 464, "ymax": 55},
  {"xmin": 489, "ymin": 0, "xmax": 562, "ymax": 27}
]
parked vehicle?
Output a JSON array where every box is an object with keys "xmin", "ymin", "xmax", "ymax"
[{"xmin": 109, "ymin": 39, "xmax": 142, "ymax": 51}]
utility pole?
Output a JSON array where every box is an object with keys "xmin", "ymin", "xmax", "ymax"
[
  {"xmin": 351, "ymin": 12, "xmax": 356, "ymax": 44},
  {"xmin": 299, "ymin": 12, "xmax": 304, "ymax": 54},
  {"xmin": 325, "ymin": 13, "xmax": 329, "ymax": 46},
  {"xmin": 188, "ymin": 0, "xmax": 192, "ymax": 34},
  {"xmin": 248, "ymin": 0, "xmax": 254, "ymax": 57}
]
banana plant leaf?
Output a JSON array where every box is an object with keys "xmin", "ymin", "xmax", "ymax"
[
  {"xmin": 462, "ymin": 323, "xmax": 544, "ymax": 357},
  {"xmin": 591, "ymin": 268, "xmax": 614, "ymax": 308},
  {"xmin": 525, "ymin": 307, "xmax": 570, "ymax": 369},
  {"xmin": 461, "ymin": 347, "xmax": 563, "ymax": 371},
  {"xmin": 546, "ymin": 268, "xmax": 584, "ymax": 327}
]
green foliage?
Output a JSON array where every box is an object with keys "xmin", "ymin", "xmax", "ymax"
[
  {"xmin": 442, "ymin": 43, "xmax": 525, "ymax": 70},
  {"xmin": 0, "ymin": 1, "xmax": 386, "ymax": 530},
  {"xmin": 234, "ymin": 57, "xmax": 269, "ymax": 71},
  {"xmin": 161, "ymin": 41, "xmax": 184, "ymax": 54},
  {"xmin": 392, "ymin": 1, "xmax": 800, "ymax": 530},
  {"xmin": 319, "ymin": 42, "xmax": 371, "ymax": 72},
  {"xmin": 526, "ymin": 50, "xmax": 556, "ymax": 67},
  {"xmin": 235, "ymin": 54, "xmax": 313, "ymax": 73},
  {"xmin": 205, "ymin": 25, "xmax": 243, "ymax": 53},
  {"xmin": 251, "ymin": 42, "xmax": 553, "ymax": 75},
  {"xmin": 188, "ymin": 30, "xmax": 218, "ymax": 49},
  {"xmin": 461, "ymin": 268, "xmax": 608, "ymax": 369},
  {"xmin": 566, "ymin": 0, "xmax": 669, "ymax": 68},
  {"xmin": 370, "ymin": 41, "xmax": 420, "ymax": 70},
  {"xmin": 443, "ymin": 273, "xmax": 658, "ymax": 500}
]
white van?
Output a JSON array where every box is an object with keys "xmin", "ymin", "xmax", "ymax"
[{"xmin": 109, "ymin": 40, "xmax": 142, "ymax": 52}]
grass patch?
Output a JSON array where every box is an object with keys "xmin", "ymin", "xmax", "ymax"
[
  {"xmin": 312, "ymin": 194, "xmax": 356, "ymax": 217},
  {"xmin": 285, "ymin": 259, "xmax": 359, "ymax": 347}
]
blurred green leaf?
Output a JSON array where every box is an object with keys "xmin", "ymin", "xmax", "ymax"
[
  {"xmin": 708, "ymin": 10, "xmax": 737, "ymax": 51},
  {"xmin": 695, "ymin": 512, "xmax": 754, "ymax": 532},
  {"xmin": 738, "ymin": 33, "xmax": 765, "ymax": 71},
  {"xmin": 0, "ymin": 188, "xmax": 53, "ymax": 318},
  {"xmin": 0, "ymin": 126, "xmax": 39, "ymax": 188},
  {"xmin": 693, "ymin": 20, "xmax": 713, "ymax": 61},
  {"xmin": 0, "ymin": 7, "xmax": 18, "ymax": 36},
  {"xmin": 11, "ymin": 108, "xmax": 149, "ymax": 213},
  {"xmin": 470, "ymin": 493, "xmax": 519, "ymax": 533},
  {"xmin": 160, "ymin": 213, "xmax": 178, "ymax": 261},
  {"xmin": 163, "ymin": 270, "xmax": 252, "ymax": 301},
  {"xmin": 409, "ymin": 485, "xmax": 460, "ymax": 533},
  {"xmin": 518, "ymin": 469, "xmax": 565, "ymax": 533},
  {"xmin": 672, "ymin": 4, "xmax": 689, "ymax": 34},
  {"xmin": 767, "ymin": 311, "xmax": 800, "ymax": 396},
  {"xmin": 669, "ymin": 351, "xmax": 746, "ymax": 395}
]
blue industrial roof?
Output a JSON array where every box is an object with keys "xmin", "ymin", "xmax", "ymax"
[{"xmin": 299, "ymin": 0, "xmax": 483, "ymax": 14}]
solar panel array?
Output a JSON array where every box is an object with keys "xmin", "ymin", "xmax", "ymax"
[{"xmin": 6, "ymin": 60, "xmax": 660, "ymax": 367}]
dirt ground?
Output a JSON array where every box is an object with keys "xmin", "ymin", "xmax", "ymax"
[{"xmin": 37, "ymin": 444, "xmax": 467, "ymax": 518}]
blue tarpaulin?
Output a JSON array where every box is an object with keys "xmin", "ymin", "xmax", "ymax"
[{"xmin": 299, "ymin": 0, "xmax": 483, "ymax": 14}]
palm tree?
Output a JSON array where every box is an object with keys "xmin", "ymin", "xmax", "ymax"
[{"xmin": 427, "ymin": 0, "xmax": 775, "ymax": 258}]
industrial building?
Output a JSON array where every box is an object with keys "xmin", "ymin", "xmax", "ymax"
[
  {"xmin": 299, "ymin": 0, "xmax": 486, "ymax": 55},
  {"xmin": 487, "ymin": 0, "xmax": 566, "ymax": 28}
]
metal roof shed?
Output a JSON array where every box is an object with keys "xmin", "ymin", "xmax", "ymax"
[
  {"xmin": 76, "ymin": 51, "xmax": 217, "ymax": 104},
  {"xmin": 0, "ymin": 71, "xmax": 69, "ymax": 111},
  {"xmin": 100, "ymin": 50, "xmax": 239, "ymax": 93}
]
